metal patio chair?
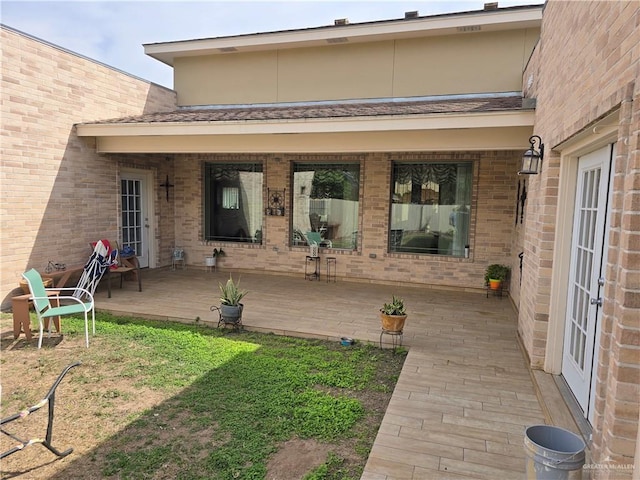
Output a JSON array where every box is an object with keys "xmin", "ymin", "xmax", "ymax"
[
  {"xmin": 1, "ymin": 362, "xmax": 81, "ymax": 460},
  {"xmin": 22, "ymin": 269, "xmax": 95, "ymax": 348}
]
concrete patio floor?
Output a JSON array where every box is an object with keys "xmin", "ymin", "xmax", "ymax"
[{"xmin": 92, "ymin": 267, "xmax": 584, "ymax": 479}]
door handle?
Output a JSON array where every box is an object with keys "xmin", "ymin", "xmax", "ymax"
[{"xmin": 590, "ymin": 297, "xmax": 603, "ymax": 307}]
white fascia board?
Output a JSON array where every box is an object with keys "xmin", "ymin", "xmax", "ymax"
[
  {"xmin": 144, "ymin": 8, "xmax": 542, "ymax": 65},
  {"xmin": 77, "ymin": 111, "xmax": 534, "ymax": 137}
]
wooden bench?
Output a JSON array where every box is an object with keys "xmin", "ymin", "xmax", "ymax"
[
  {"xmin": 41, "ymin": 264, "xmax": 85, "ymax": 288},
  {"xmin": 105, "ymin": 254, "xmax": 142, "ymax": 298}
]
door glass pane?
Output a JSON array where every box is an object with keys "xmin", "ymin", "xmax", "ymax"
[
  {"xmin": 568, "ymin": 166, "xmax": 601, "ymax": 371},
  {"xmin": 121, "ymin": 178, "xmax": 142, "ymax": 255}
]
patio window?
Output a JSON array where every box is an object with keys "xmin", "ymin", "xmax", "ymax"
[
  {"xmin": 204, "ymin": 163, "xmax": 263, "ymax": 243},
  {"xmin": 390, "ymin": 162, "xmax": 472, "ymax": 256},
  {"xmin": 291, "ymin": 163, "xmax": 360, "ymax": 250}
]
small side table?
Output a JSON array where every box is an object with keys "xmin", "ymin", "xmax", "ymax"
[
  {"xmin": 12, "ymin": 292, "xmax": 61, "ymax": 340},
  {"xmin": 326, "ymin": 257, "xmax": 336, "ymax": 283},
  {"xmin": 305, "ymin": 256, "xmax": 320, "ymax": 280},
  {"xmin": 380, "ymin": 329, "xmax": 403, "ymax": 352}
]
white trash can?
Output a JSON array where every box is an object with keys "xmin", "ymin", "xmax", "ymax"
[{"xmin": 524, "ymin": 425, "xmax": 586, "ymax": 480}]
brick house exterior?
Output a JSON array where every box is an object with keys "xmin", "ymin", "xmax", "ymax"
[
  {"xmin": 519, "ymin": 1, "xmax": 639, "ymax": 476},
  {"xmin": 1, "ymin": 1, "xmax": 638, "ymax": 476},
  {"xmin": 76, "ymin": 6, "xmax": 539, "ymax": 293},
  {"xmin": 0, "ymin": 25, "xmax": 177, "ymax": 308}
]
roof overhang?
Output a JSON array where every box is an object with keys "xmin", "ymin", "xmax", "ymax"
[
  {"xmin": 144, "ymin": 6, "xmax": 542, "ymax": 67},
  {"xmin": 77, "ymin": 110, "xmax": 535, "ymax": 154}
]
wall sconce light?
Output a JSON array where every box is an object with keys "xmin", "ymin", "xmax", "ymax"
[{"xmin": 519, "ymin": 135, "xmax": 544, "ymax": 175}]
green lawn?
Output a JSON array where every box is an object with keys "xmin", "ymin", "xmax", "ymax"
[{"xmin": 0, "ymin": 313, "xmax": 406, "ymax": 480}]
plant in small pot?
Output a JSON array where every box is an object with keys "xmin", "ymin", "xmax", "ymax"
[
  {"xmin": 484, "ymin": 264, "xmax": 510, "ymax": 290},
  {"xmin": 217, "ymin": 276, "xmax": 247, "ymax": 326},
  {"xmin": 380, "ymin": 295, "xmax": 407, "ymax": 332},
  {"xmin": 204, "ymin": 247, "xmax": 225, "ymax": 270}
]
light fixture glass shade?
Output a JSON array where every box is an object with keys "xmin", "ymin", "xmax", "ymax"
[{"xmin": 519, "ymin": 149, "xmax": 541, "ymax": 175}]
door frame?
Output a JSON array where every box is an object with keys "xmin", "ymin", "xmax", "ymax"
[
  {"xmin": 545, "ymin": 116, "xmax": 618, "ymax": 375},
  {"xmin": 120, "ymin": 167, "xmax": 156, "ymax": 269}
]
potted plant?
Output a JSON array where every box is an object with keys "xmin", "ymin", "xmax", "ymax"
[
  {"xmin": 484, "ymin": 264, "xmax": 510, "ymax": 290},
  {"xmin": 218, "ymin": 276, "xmax": 247, "ymax": 325},
  {"xmin": 380, "ymin": 295, "xmax": 407, "ymax": 332},
  {"xmin": 204, "ymin": 247, "xmax": 225, "ymax": 270}
]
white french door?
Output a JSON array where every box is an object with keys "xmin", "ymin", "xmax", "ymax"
[
  {"xmin": 562, "ymin": 144, "xmax": 614, "ymax": 422},
  {"xmin": 120, "ymin": 171, "xmax": 152, "ymax": 268}
]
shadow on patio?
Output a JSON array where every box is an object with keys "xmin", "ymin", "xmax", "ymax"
[{"xmin": 91, "ymin": 267, "xmax": 573, "ymax": 479}]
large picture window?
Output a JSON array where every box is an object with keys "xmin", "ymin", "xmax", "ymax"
[
  {"xmin": 390, "ymin": 162, "xmax": 472, "ymax": 256},
  {"xmin": 204, "ymin": 163, "xmax": 263, "ymax": 242},
  {"xmin": 292, "ymin": 163, "xmax": 360, "ymax": 250}
]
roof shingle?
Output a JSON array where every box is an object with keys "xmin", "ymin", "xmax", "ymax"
[{"xmin": 84, "ymin": 95, "xmax": 527, "ymax": 125}]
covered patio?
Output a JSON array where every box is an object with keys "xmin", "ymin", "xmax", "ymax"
[{"xmin": 92, "ymin": 267, "xmax": 585, "ymax": 479}]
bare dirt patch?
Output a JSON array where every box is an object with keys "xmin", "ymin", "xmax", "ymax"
[{"xmin": 266, "ymin": 438, "xmax": 332, "ymax": 480}]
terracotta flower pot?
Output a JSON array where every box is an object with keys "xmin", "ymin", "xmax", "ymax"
[
  {"xmin": 489, "ymin": 279, "xmax": 502, "ymax": 290},
  {"xmin": 380, "ymin": 313, "xmax": 407, "ymax": 332}
]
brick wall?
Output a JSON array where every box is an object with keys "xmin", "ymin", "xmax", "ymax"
[
  {"xmin": 170, "ymin": 151, "xmax": 521, "ymax": 291},
  {"xmin": 521, "ymin": 1, "xmax": 639, "ymax": 475},
  {"xmin": 0, "ymin": 26, "xmax": 176, "ymax": 305}
]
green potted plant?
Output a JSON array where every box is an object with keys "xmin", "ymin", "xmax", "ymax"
[
  {"xmin": 205, "ymin": 247, "xmax": 225, "ymax": 270},
  {"xmin": 380, "ymin": 295, "xmax": 407, "ymax": 332},
  {"xmin": 484, "ymin": 264, "xmax": 510, "ymax": 290},
  {"xmin": 218, "ymin": 276, "xmax": 247, "ymax": 325}
]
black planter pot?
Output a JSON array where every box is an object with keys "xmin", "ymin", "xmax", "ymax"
[{"xmin": 220, "ymin": 303, "xmax": 243, "ymax": 324}]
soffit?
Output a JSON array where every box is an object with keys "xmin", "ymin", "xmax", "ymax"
[
  {"xmin": 144, "ymin": 6, "xmax": 542, "ymax": 66},
  {"xmin": 89, "ymin": 127, "xmax": 535, "ymax": 154}
]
